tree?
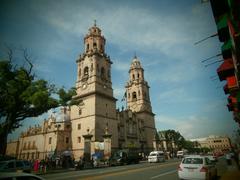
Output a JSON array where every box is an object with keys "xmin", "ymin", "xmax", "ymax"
[
  {"xmin": 0, "ymin": 49, "xmax": 77, "ymax": 155},
  {"xmin": 57, "ymin": 87, "xmax": 78, "ymax": 106},
  {"xmin": 162, "ymin": 129, "xmax": 186, "ymax": 150}
]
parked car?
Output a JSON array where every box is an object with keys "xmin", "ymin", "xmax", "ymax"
[
  {"xmin": 178, "ymin": 155, "xmax": 217, "ymax": 180},
  {"xmin": 148, "ymin": 151, "xmax": 165, "ymax": 163},
  {"xmin": 0, "ymin": 172, "xmax": 45, "ymax": 180},
  {"xmin": 0, "ymin": 160, "xmax": 31, "ymax": 173},
  {"xmin": 109, "ymin": 149, "xmax": 140, "ymax": 166}
]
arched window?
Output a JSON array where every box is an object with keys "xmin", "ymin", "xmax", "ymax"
[
  {"xmin": 132, "ymin": 74, "xmax": 135, "ymax": 80},
  {"xmin": 137, "ymin": 73, "xmax": 140, "ymax": 79},
  {"xmin": 97, "ymin": 64, "xmax": 99, "ymax": 73},
  {"xmin": 91, "ymin": 63, "xmax": 93, "ymax": 71},
  {"xmin": 101, "ymin": 67, "xmax": 105, "ymax": 79},
  {"xmin": 78, "ymin": 68, "xmax": 81, "ymax": 78},
  {"xmin": 84, "ymin": 67, "xmax": 89, "ymax": 76},
  {"xmin": 93, "ymin": 42, "xmax": 97, "ymax": 49},
  {"xmin": 128, "ymin": 93, "xmax": 130, "ymax": 99},
  {"xmin": 86, "ymin": 44, "xmax": 89, "ymax": 51},
  {"xmin": 132, "ymin": 92, "xmax": 137, "ymax": 101}
]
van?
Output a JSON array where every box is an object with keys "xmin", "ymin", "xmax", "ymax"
[
  {"xmin": 148, "ymin": 151, "xmax": 165, "ymax": 163},
  {"xmin": 177, "ymin": 151, "xmax": 184, "ymax": 158}
]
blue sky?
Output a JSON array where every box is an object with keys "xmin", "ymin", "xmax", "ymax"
[{"xmin": 1, "ymin": 0, "xmax": 239, "ymax": 140}]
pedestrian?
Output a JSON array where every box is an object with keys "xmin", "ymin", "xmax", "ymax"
[
  {"xmin": 226, "ymin": 152, "xmax": 232, "ymax": 165},
  {"xmin": 33, "ymin": 159, "xmax": 40, "ymax": 173}
]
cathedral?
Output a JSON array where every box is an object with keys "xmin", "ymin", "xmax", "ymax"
[{"xmin": 6, "ymin": 23, "xmax": 156, "ymax": 160}]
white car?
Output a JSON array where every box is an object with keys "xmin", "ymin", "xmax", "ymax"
[
  {"xmin": 178, "ymin": 155, "xmax": 217, "ymax": 180},
  {"xmin": 148, "ymin": 151, "xmax": 165, "ymax": 163}
]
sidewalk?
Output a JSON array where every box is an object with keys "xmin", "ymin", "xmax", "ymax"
[{"xmin": 220, "ymin": 160, "xmax": 240, "ymax": 180}]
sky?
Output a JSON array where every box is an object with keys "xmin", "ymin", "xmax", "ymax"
[{"xmin": 0, "ymin": 0, "xmax": 239, "ymax": 141}]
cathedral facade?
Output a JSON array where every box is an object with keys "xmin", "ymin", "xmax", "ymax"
[{"xmin": 6, "ymin": 23, "xmax": 156, "ymax": 160}]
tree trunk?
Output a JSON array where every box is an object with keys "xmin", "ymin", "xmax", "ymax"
[{"xmin": 0, "ymin": 129, "xmax": 8, "ymax": 155}]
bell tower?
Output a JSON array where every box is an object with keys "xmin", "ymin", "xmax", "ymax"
[
  {"xmin": 126, "ymin": 55, "xmax": 152, "ymax": 113},
  {"xmin": 70, "ymin": 22, "xmax": 118, "ymax": 158},
  {"xmin": 75, "ymin": 20, "xmax": 112, "ymax": 95},
  {"xmin": 125, "ymin": 55, "xmax": 156, "ymax": 152}
]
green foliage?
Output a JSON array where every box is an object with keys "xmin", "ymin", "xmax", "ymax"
[
  {"xmin": 160, "ymin": 129, "xmax": 186, "ymax": 150},
  {"xmin": 0, "ymin": 60, "xmax": 58, "ymax": 131},
  {"xmin": 57, "ymin": 87, "xmax": 77, "ymax": 106},
  {"xmin": 0, "ymin": 49, "xmax": 78, "ymax": 155}
]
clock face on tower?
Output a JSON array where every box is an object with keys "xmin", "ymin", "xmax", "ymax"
[{"xmin": 82, "ymin": 83, "xmax": 88, "ymax": 90}]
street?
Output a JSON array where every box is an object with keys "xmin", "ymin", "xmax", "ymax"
[
  {"xmin": 39, "ymin": 157, "xmax": 236, "ymax": 180},
  {"xmin": 40, "ymin": 159, "xmax": 180, "ymax": 180}
]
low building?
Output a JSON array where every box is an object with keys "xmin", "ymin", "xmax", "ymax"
[
  {"xmin": 190, "ymin": 135, "xmax": 232, "ymax": 154},
  {"xmin": 6, "ymin": 108, "xmax": 72, "ymax": 160}
]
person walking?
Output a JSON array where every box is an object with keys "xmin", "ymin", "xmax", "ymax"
[
  {"xmin": 226, "ymin": 152, "xmax": 232, "ymax": 165},
  {"xmin": 33, "ymin": 159, "xmax": 40, "ymax": 173}
]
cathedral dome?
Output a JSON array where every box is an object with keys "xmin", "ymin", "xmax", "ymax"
[
  {"xmin": 87, "ymin": 20, "xmax": 102, "ymax": 36},
  {"xmin": 130, "ymin": 55, "xmax": 142, "ymax": 69}
]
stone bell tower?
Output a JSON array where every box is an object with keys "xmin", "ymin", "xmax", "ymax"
[
  {"xmin": 70, "ymin": 21, "xmax": 118, "ymax": 158},
  {"xmin": 125, "ymin": 55, "xmax": 156, "ymax": 152},
  {"xmin": 126, "ymin": 55, "xmax": 152, "ymax": 113}
]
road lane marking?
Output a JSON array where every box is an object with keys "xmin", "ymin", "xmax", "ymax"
[
  {"xmin": 150, "ymin": 170, "xmax": 177, "ymax": 179},
  {"xmin": 45, "ymin": 167, "xmax": 127, "ymax": 180},
  {"xmin": 82, "ymin": 161, "xmax": 179, "ymax": 180}
]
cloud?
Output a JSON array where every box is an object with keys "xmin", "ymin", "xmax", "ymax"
[
  {"xmin": 157, "ymin": 87, "xmax": 201, "ymax": 104},
  {"xmin": 156, "ymin": 114, "xmax": 238, "ymax": 139},
  {"xmin": 113, "ymin": 60, "xmax": 130, "ymax": 72},
  {"xmin": 32, "ymin": 1, "xmax": 215, "ymax": 61}
]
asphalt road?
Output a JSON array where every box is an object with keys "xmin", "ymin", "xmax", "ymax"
[
  {"xmin": 40, "ymin": 157, "xmax": 233, "ymax": 180},
  {"xmin": 40, "ymin": 159, "xmax": 180, "ymax": 180}
]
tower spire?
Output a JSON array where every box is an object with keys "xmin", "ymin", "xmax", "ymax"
[
  {"xmin": 94, "ymin": 19, "xmax": 97, "ymax": 27},
  {"xmin": 134, "ymin": 51, "xmax": 137, "ymax": 59}
]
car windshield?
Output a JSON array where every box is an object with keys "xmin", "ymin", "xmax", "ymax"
[
  {"xmin": 183, "ymin": 158, "xmax": 203, "ymax": 164},
  {"xmin": 149, "ymin": 153, "xmax": 157, "ymax": 156}
]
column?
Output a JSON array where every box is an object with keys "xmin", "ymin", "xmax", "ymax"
[
  {"xmin": 82, "ymin": 128, "xmax": 93, "ymax": 162},
  {"xmin": 102, "ymin": 126, "xmax": 112, "ymax": 160}
]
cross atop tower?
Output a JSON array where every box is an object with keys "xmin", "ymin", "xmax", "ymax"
[
  {"xmin": 94, "ymin": 19, "xmax": 97, "ymax": 27},
  {"xmin": 134, "ymin": 52, "xmax": 137, "ymax": 59}
]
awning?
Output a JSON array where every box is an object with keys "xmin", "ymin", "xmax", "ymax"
[
  {"xmin": 217, "ymin": 58, "xmax": 234, "ymax": 81},
  {"xmin": 217, "ymin": 14, "xmax": 228, "ymax": 30},
  {"xmin": 227, "ymin": 103, "xmax": 233, "ymax": 111},
  {"xmin": 221, "ymin": 39, "xmax": 232, "ymax": 52},
  {"xmin": 224, "ymin": 83, "xmax": 229, "ymax": 94},
  {"xmin": 210, "ymin": 0, "xmax": 229, "ymax": 18},
  {"xmin": 227, "ymin": 75, "xmax": 238, "ymax": 89},
  {"xmin": 62, "ymin": 150, "xmax": 72, "ymax": 156},
  {"xmin": 221, "ymin": 39, "xmax": 232, "ymax": 59},
  {"xmin": 217, "ymin": 14, "xmax": 229, "ymax": 42},
  {"xmin": 228, "ymin": 95, "xmax": 237, "ymax": 103},
  {"xmin": 236, "ymin": 90, "xmax": 240, "ymax": 103}
]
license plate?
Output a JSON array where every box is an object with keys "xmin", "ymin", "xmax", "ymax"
[{"xmin": 188, "ymin": 169, "xmax": 194, "ymax": 172}]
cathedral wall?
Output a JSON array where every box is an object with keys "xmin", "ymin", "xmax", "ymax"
[{"xmin": 71, "ymin": 116, "xmax": 95, "ymax": 159}]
